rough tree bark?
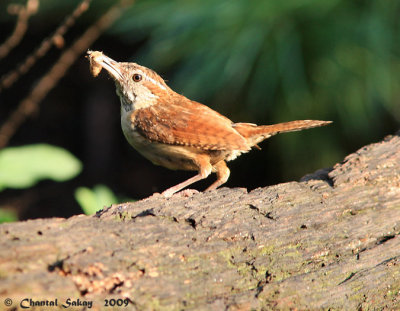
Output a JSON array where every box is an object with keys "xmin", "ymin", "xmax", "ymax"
[{"xmin": 1, "ymin": 132, "xmax": 399, "ymax": 310}]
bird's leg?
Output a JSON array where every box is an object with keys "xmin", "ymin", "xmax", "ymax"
[
  {"xmin": 206, "ymin": 160, "xmax": 230, "ymax": 191},
  {"xmin": 162, "ymin": 156, "xmax": 212, "ymax": 197}
]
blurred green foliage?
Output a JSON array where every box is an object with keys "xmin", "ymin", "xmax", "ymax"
[
  {"xmin": 0, "ymin": 144, "xmax": 82, "ymax": 191},
  {"xmin": 0, "ymin": 209, "xmax": 17, "ymax": 223},
  {"xmin": 74, "ymin": 184, "xmax": 119, "ymax": 215},
  {"xmin": 0, "ymin": 144, "xmax": 83, "ymax": 223},
  {"xmin": 0, "ymin": 144, "xmax": 121, "ymax": 221}
]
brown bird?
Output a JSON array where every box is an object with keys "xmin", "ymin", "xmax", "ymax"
[{"xmin": 87, "ymin": 51, "xmax": 331, "ymax": 197}]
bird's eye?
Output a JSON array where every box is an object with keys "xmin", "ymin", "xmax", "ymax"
[{"xmin": 132, "ymin": 73, "xmax": 142, "ymax": 82}]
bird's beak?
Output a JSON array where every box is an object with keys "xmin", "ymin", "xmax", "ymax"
[{"xmin": 87, "ymin": 50, "xmax": 124, "ymax": 81}]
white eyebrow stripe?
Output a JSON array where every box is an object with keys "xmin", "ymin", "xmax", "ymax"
[{"xmin": 145, "ymin": 75, "xmax": 167, "ymax": 91}]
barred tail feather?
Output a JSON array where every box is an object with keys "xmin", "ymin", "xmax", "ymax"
[{"xmin": 233, "ymin": 120, "xmax": 332, "ymax": 148}]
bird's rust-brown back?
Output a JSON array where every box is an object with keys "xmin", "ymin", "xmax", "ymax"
[{"xmin": 131, "ymin": 92, "xmax": 250, "ymax": 151}]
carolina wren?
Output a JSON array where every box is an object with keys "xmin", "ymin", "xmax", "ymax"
[{"xmin": 87, "ymin": 51, "xmax": 331, "ymax": 197}]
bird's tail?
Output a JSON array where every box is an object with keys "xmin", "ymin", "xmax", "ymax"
[{"xmin": 233, "ymin": 120, "xmax": 332, "ymax": 148}]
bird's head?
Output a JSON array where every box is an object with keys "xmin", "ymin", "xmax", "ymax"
[{"xmin": 87, "ymin": 51, "xmax": 170, "ymax": 111}]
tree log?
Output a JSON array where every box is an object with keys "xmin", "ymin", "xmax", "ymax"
[{"xmin": 1, "ymin": 132, "xmax": 400, "ymax": 310}]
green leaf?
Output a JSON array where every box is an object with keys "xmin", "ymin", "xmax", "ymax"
[
  {"xmin": 0, "ymin": 144, "xmax": 82, "ymax": 191},
  {"xmin": 74, "ymin": 185, "xmax": 118, "ymax": 215},
  {"xmin": 0, "ymin": 209, "xmax": 18, "ymax": 223}
]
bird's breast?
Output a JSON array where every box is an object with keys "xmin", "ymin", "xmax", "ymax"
[{"xmin": 121, "ymin": 110, "xmax": 198, "ymax": 171}]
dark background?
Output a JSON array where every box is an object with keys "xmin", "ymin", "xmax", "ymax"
[{"xmin": 0, "ymin": 0, "xmax": 399, "ymax": 220}]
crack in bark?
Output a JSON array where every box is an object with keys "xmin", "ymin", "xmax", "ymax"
[
  {"xmin": 247, "ymin": 204, "xmax": 276, "ymax": 220},
  {"xmin": 255, "ymin": 270, "xmax": 272, "ymax": 298},
  {"xmin": 185, "ymin": 218, "xmax": 197, "ymax": 230},
  {"xmin": 376, "ymin": 234, "xmax": 396, "ymax": 245},
  {"xmin": 338, "ymin": 271, "xmax": 357, "ymax": 285}
]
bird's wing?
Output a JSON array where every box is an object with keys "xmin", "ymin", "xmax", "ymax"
[{"xmin": 131, "ymin": 94, "xmax": 250, "ymax": 151}]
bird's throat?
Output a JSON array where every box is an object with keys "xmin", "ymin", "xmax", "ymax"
[{"xmin": 120, "ymin": 96, "xmax": 134, "ymax": 112}]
